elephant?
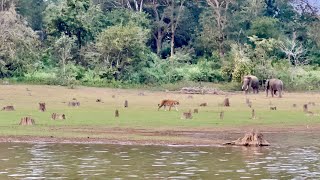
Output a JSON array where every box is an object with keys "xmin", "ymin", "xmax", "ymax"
[
  {"xmin": 265, "ymin": 78, "xmax": 283, "ymax": 98},
  {"xmin": 242, "ymin": 75, "xmax": 259, "ymax": 94}
]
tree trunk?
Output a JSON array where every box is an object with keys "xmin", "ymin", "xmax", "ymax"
[
  {"xmin": 156, "ymin": 31, "xmax": 162, "ymax": 56},
  {"xmin": 170, "ymin": 29, "xmax": 175, "ymax": 58},
  {"xmin": 124, "ymin": 100, "xmax": 128, "ymax": 108},
  {"xmin": 115, "ymin": 109, "xmax": 119, "ymax": 117},
  {"xmin": 63, "ymin": 58, "xmax": 66, "ymax": 76},
  {"xmin": 77, "ymin": 31, "xmax": 82, "ymax": 49},
  {"xmin": 39, "ymin": 102, "xmax": 46, "ymax": 112},
  {"xmin": 1, "ymin": 0, "xmax": 4, "ymax": 11},
  {"xmin": 170, "ymin": 0, "xmax": 175, "ymax": 58},
  {"xmin": 303, "ymin": 104, "xmax": 308, "ymax": 112},
  {"xmin": 19, "ymin": 117, "xmax": 35, "ymax": 126},
  {"xmin": 224, "ymin": 98, "xmax": 230, "ymax": 107}
]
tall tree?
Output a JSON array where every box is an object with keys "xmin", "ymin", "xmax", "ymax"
[
  {"xmin": 264, "ymin": 0, "xmax": 279, "ymax": 17},
  {"xmin": 146, "ymin": 0, "xmax": 170, "ymax": 56},
  {"xmin": 206, "ymin": 0, "xmax": 234, "ymax": 57},
  {"xmin": 16, "ymin": 0, "xmax": 47, "ymax": 30},
  {"xmin": 0, "ymin": 4, "xmax": 39, "ymax": 77},
  {"xmin": 168, "ymin": 0, "xmax": 186, "ymax": 58},
  {"xmin": 96, "ymin": 24, "xmax": 149, "ymax": 80},
  {"xmin": 44, "ymin": 0, "xmax": 106, "ymax": 49},
  {"xmin": 279, "ymin": 32, "xmax": 306, "ymax": 67},
  {"xmin": 0, "ymin": 0, "xmax": 12, "ymax": 11},
  {"xmin": 54, "ymin": 34, "xmax": 76, "ymax": 76}
]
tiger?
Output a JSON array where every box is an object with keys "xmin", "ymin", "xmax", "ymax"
[{"xmin": 158, "ymin": 100, "xmax": 180, "ymax": 111}]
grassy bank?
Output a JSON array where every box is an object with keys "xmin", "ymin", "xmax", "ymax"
[{"xmin": 0, "ymin": 84, "xmax": 319, "ymax": 144}]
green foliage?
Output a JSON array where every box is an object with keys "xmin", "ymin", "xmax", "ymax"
[
  {"xmin": 276, "ymin": 66, "xmax": 320, "ymax": 91},
  {"xmin": 44, "ymin": 0, "xmax": 106, "ymax": 47},
  {"xmin": 194, "ymin": 8, "xmax": 219, "ymax": 55},
  {"xmin": 187, "ymin": 60, "xmax": 223, "ymax": 82},
  {"xmin": 0, "ymin": 6, "xmax": 40, "ymax": 77},
  {"xmin": 249, "ymin": 17, "xmax": 280, "ymax": 39},
  {"xmin": 16, "ymin": 0, "xmax": 47, "ymax": 30},
  {"xmin": 168, "ymin": 47, "xmax": 194, "ymax": 63},
  {"xmin": 1, "ymin": 0, "xmax": 320, "ymax": 90},
  {"xmin": 96, "ymin": 24, "xmax": 150, "ymax": 80},
  {"xmin": 230, "ymin": 45, "xmax": 252, "ymax": 82},
  {"xmin": 247, "ymin": 36, "xmax": 279, "ymax": 80},
  {"xmin": 106, "ymin": 9, "xmax": 150, "ymax": 29}
]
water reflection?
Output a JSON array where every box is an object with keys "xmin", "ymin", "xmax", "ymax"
[{"xmin": 0, "ymin": 143, "xmax": 319, "ymax": 179}]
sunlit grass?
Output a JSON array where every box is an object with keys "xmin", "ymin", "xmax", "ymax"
[{"xmin": 0, "ymin": 85, "xmax": 319, "ymax": 139}]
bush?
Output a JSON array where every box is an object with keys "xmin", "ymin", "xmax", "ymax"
[{"xmin": 275, "ymin": 66, "xmax": 320, "ymax": 91}]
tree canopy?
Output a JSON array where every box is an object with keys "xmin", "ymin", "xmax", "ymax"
[{"xmin": 1, "ymin": 0, "xmax": 320, "ymax": 90}]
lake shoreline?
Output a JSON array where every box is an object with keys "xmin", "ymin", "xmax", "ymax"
[{"xmin": 1, "ymin": 125, "xmax": 319, "ymax": 146}]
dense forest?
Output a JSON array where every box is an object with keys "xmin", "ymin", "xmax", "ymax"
[{"xmin": 1, "ymin": 0, "xmax": 320, "ymax": 90}]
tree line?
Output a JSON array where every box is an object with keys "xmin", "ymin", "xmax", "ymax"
[{"xmin": 0, "ymin": 0, "xmax": 320, "ymax": 90}]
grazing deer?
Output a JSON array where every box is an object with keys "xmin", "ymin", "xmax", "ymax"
[
  {"xmin": 199, "ymin": 102, "xmax": 207, "ymax": 107},
  {"xmin": 270, "ymin": 106, "xmax": 277, "ymax": 110},
  {"xmin": 2, "ymin": 106, "xmax": 14, "ymax": 111},
  {"xmin": 51, "ymin": 113, "xmax": 66, "ymax": 120},
  {"xmin": 181, "ymin": 110, "xmax": 192, "ymax": 119}
]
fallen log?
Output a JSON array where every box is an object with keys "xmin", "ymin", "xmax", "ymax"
[
  {"xmin": 180, "ymin": 87, "xmax": 226, "ymax": 95},
  {"xmin": 224, "ymin": 131, "xmax": 270, "ymax": 146}
]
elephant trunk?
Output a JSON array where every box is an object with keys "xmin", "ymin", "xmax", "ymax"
[{"xmin": 242, "ymin": 83, "xmax": 249, "ymax": 91}]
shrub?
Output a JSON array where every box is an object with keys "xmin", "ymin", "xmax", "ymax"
[{"xmin": 276, "ymin": 66, "xmax": 320, "ymax": 91}]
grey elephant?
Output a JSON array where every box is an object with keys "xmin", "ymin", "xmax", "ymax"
[
  {"xmin": 265, "ymin": 78, "xmax": 283, "ymax": 98},
  {"xmin": 242, "ymin": 75, "xmax": 259, "ymax": 94}
]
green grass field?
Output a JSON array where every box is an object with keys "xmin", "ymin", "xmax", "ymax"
[{"xmin": 0, "ymin": 85, "xmax": 319, "ymax": 142}]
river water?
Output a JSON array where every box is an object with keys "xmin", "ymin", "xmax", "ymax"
[{"xmin": 0, "ymin": 138, "xmax": 320, "ymax": 179}]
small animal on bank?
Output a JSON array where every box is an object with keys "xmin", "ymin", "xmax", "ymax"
[
  {"xmin": 266, "ymin": 78, "xmax": 283, "ymax": 98},
  {"xmin": 242, "ymin": 75, "xmax": 259, "ymax": 94},
  {"xmin": 158, "ymin": 100, "xmax": 180, "ymax": 111},
  {"xmin": 199, "ymin": 102, "xmax": 207, "ymax": 107},
  {"xmin": 2, "ymin": 106, "xmax": 15, "ymax": 111},
  {"xmin": 181, "ymin": 110, "xmax": 192, "ymax": 119},
  {"xmin": 51, "ymin": 113, "xmax": 66, "ymax": 120},
  {"xmin": 270, "ymin": 106, "xmax": 277, "ymax": 110}
]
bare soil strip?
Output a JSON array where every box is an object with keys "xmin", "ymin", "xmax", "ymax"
[{"xmin": 1, "ymin": 125, "xmax": 319, "ymax": 146}]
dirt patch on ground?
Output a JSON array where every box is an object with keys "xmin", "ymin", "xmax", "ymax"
[{"xmin": 1, "ymin": 125, "xmax": 319, "ymax": 146}]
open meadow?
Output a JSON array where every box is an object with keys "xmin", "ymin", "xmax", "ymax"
[{"xmin": 0, "ymin": 85, "xmax": 320, "ymax": 145}]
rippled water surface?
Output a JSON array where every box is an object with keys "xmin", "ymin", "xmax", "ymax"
[{"xmin": 0, "ymin": 140, "xmax": 320, "ymax": 179}]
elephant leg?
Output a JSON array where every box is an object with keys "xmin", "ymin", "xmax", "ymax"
[
  {"xmin": 278, "ymin": 90, "xmax": 282, "ymax": 98},
  {"xmin": 271, "ymin": 88, "xmax": 274, "ymax": 97}
]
